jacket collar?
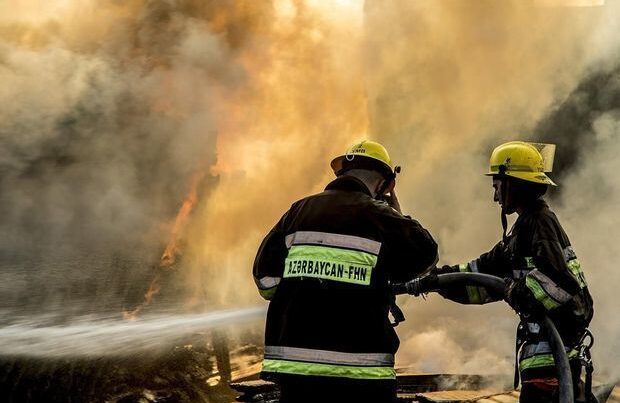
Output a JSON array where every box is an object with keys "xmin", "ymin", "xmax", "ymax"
[
  {"xmin": 325, "ymin": 175, "xmax": 373, "ymax": 197},
  {"xmin": 515, "ymin": 198, "xmax": 548, "ymax": 227},
  {"xmin": 521, "ymin": 198, "xmax": 548, "ymax": 214}
]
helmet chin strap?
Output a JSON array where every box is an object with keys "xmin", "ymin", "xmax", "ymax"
[
  {"xmin": 501, "ymin": 206, "xmax": 509, "ymax": 244},
  {"xmin": 499, "ymin": 165, "xmax": 510, "ymax": 244}
]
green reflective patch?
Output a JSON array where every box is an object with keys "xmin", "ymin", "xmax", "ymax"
[
  {"xmin": 524, "ymin": 257, "xmax": 536, "ymax": 269},
  {"xmin": 568, "ymin": 259, "xmax": 587, "ymax": 288},
  {"xmin": 465, "ymin": 286, "xmax": 483, "ymax": 304},
  {"xmin": 466, "ymin": 286, "xmax": 484, "ymax": 304},
  {"xmin": 262, "ymin": 359, "xmax": 395, "ymax": 380},
  {"xmin": 284, "ymin": 245, "xmax": 376, "ymax": 285},
  {"xmin": 526, "ymin": 276, "xmax": 561, "ymax": 310},
  {"xmin": 459, "ymin": 263, "xmax": 471, "ymax": 273},
  {"xmin": 458, "ymin": 264, "xmax": 483, "ymax": 303},
  {"xmin": 258, "ymin": 287, "xmax": 277, "ymax": 300},
  {"xmin": 520, "ymin": 350, "xmax": 579, "ymax": 370}
]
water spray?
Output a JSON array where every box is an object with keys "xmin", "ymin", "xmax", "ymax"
[{"xmin": 0, "ymin": 306, "xmax": 266, "ymax": 357}]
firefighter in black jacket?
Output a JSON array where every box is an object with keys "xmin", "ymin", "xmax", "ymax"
[
  {"xmin": 434, "ymin": 141, "xmax": 594, "ymax": 403},
  {"xmin": 253, "ymin": 140, "xmax": 438, "ymax": 403}
]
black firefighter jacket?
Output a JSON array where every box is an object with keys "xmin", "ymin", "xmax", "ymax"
[
  {"xmin": 440, "ymin": 198, "xmax": 593, "ymax": 381},
  {"xmin": 253, "ymin": 175, "xmax": 438, "ymax": 382}
]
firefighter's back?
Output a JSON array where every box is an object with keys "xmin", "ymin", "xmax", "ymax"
[{"xmin": 256, "ymin": 175, "xmax": 438, "ymax": 403}]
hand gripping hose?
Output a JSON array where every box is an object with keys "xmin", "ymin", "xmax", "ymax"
[{"xmin": 392, "ymin": 272, "xmax": 574, "ymax": 403}]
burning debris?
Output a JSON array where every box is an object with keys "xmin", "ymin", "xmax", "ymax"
[{"xmin": 124, "ymin": 169, "xmax": 208, "ymax": 321}]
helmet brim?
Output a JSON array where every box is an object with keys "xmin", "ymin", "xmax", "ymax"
[
  {"xmin": 486, "ymin": 171, "xmax": 557, "ymax": 186},
  {"xmin": 331, "ymin": 154, "xmax": 393, "ymax": 177},
  {"xmin": 330, "ymin": 155, "xmax": 345, "ymax": 175}
]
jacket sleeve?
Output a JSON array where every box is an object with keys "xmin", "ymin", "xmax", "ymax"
[
  {"xmin": 381, "ymin": 211, "xmax": 439, "ymax": 284},
  {"xmin": 252, "ymin": 211, "xmax": 290, "ymax": 300},
  {"xmin": 514, "ymin": 216, "xmax": 582, "ymax": 312},
  {"xmin": 439, "ymin": 242, "xmax": 510, "ymax": 305}
]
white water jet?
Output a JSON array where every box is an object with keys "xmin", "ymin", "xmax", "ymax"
[{"xmin": 0, "ymin": 306, "xmax": 266, "ymax": 357}]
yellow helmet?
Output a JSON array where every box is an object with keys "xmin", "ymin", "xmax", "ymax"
[
  {"xmin": 331, "ymin": 140, "xmax": 393, "ymax": 176},
  {"xmin": 486, "ymin": 141, "xmax": 557, "ymax": 186}
]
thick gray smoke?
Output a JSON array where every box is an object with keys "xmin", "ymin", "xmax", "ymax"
[
  {"xmin": 1, "ymin": 0, "xmax": 619, "ymax": 386},
  {"xmin": 0, "ymin": 0, "xmax": 370, "ymax": 321},
  {"xmin": 0, "ymin": 1, "xmax": 248, "ymax": 317},
  {"xmin": 363, "ymin": 0, "xmax": 620, "ymax": 382},
  {"xmin": 545, "ymin": 63, "xmax": 620, "ymax": 381}
]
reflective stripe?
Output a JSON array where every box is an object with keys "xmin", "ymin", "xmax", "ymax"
[
  {"xmin": 568, "ymin": 259, "xmax": 588, "ymax": 288},
  {"xmin": 469, "ymin": 259, "xmax": 480, "ymax": 273},
  {"xmin": 521, "ymin": 341, "xmax": 553, "ymax": 359},
  {"xmin": 561, "ymin": 246, "xmax": 588, "ymax": 288},
  {"xmin": 255, "ymin": 276, "xmax": 281, "ymax": 300},
  {"xmin": 284, "ymin": 245, "xmax": 375, "ymax": 285},
  {"xmin": 477, "ymin": 286, "xmax": 490, "ymax": 303},
  {"xmin": 285, "ymin": 231, "xmax": 381, "ymax": 255},
  {"xmin": 262, "ymin": 359, "xmax": 395, "ymax": 380},
  {"xmin": 259, "ymin": 287, "xmax": 277, "ymax": 300},
  {"xmin": 526, "ymin": 322, "xmax": 541, "ymax": 334},
  {"xmin": 264, "ymin": 346, "xmax": 394, "ymax": 367},
  {"xmin": 519, "ymin": 346, "xmax": 579, "ymax": 370},
  {"xmin": 526, "ymin": 275, "xmax": 560, "ymax": 310},
  {"xmin": 528, "ymin": 269, "xmax": 573, "ymax": 304},
  {"xmin": 256, "ymin": 276, "xmax": 281, "ymax": 290},
  {"xmin": 458, "ymin": 263, "xmax": 471, "ymax": 273},
  {"xmin": 524, "ymin": 257, "xmax": 536, "ymax": 269},
  {"xmin": 520, "ymin": 341, "xmax": 578, "ymax": 359},
  {"xmin": 525, "ymin": 268, "xmax": 576, "ymax": 311},
  {"xmin": 466, "ymin": 285, "xmax": 483, "ymax": 304},
  {"xmin": 459, "ymin": 263, "xmax": 487, "ymax": 304}
]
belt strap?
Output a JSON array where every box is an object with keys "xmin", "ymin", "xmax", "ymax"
[
  {"xmin": 577, "ymin": 329, "xmax": 595, "ymax": 400},
  {"xmin": 514, "ymin": 323, "xmax": 527, "ymax": 389}
]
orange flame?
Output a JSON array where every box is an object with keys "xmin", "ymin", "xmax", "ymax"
[
  {"xmin": 160, "ymin": 173, "xmax": 202, "ymax": 268},
  {"xmin": 123, "ymin": 170, "xmax": 205, "ymax": 320}
]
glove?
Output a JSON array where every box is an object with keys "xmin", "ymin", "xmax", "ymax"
[
  {"xmin": 433, "ymin": 265, "xmax": 458, "ymax": 299},
  {"xmin": 504, "ymin": 278, "xmax": 543, "ymax": 317},
  {"xmin": 436, "ymin": 264, "xmax": 459, "ymax": 275},
  {"xmin": 504, "ymin": 278, "xmax": 519, "ymax": 312},
  {"xmin": 384, "ymin": 187, "xmax": 402, "ymax": 214},
  {"xmin": 406, "ymin": 272, "xmax": 438, "ymax": 296}
]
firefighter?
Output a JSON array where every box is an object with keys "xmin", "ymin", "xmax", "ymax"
[
  {"xmin": 432, "ymin": 141, "xmax": 594, "ymax": 403},
  {"xmin": 253, "ymin": 140, "xmax": 438, "ymax": 403}
]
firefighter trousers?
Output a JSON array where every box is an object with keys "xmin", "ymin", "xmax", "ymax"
[
  {"xmin": 278, "ymin": 375, "xmax": 397, "ymax": 403},
  {"xmin": 519, "ymin": 361, "xmax": 597, "ymax": 403}
]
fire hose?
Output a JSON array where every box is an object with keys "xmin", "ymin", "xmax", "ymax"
[{"xmin": 392, "ymin": 272, "xmax": 575, "ymax": 403}]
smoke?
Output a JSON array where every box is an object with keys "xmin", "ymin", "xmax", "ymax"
[
  {"xmin": 180, "ymin": 0, "xmax": 370, "ymax": 308},
  {"xmin": 363, "ymin": 0, "xmax": 620, "ymax": 380},
  {"xmin": 547, "ymin": 67, "xmax": 620, "ymax": 380},
  {"xmin": 0, "ymin": 1, "xmax": 240, "ymax": 317},
  {"xmin": 0, "ymin": 0, "xmax": 368, "ymax": 316},
  {"xmin": 397, "ymin": 325, "xmax": 513, "ymax": 376},
  {"xmin": 1, "ymin": 0, "xmax": 619, "ymax": 382},
  {"xmin": 526, "ymin": 33, "xmax": 620, "ymax": 380}
]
